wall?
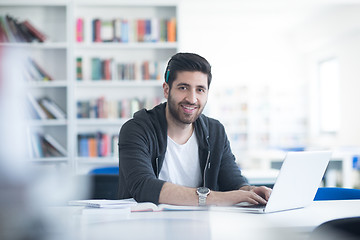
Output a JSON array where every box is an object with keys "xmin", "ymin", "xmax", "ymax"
[{"xmin": 178, "ymin": 0, "xmax": 360, "ymax": 149}]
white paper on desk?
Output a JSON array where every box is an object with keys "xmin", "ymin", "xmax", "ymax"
[{"xmin": 68, "ymin": 198, "xmax": 137, "ymax": 208}]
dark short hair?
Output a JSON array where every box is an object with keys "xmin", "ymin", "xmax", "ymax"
[{"xmin": 164, "ymin": 52, "xmax": 212, "ymax": 88}]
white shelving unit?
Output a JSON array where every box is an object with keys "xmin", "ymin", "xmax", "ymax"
[
  {"xmin": 0, "ymin": 1, "xmax": 71, "ymax": 170},
  {"xmin": 73, "ymin": 1, "xmax": 178, "ymax": 174},
  {"xmin": 209, "ymin": 82, "xmax": 307, "ymax": 169},
  {"xmin": 1, "ymin": 0, "xmax": 178, "ymax": 174}
]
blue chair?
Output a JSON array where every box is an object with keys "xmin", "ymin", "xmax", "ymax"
[
  {"xmin": 314, "ymin": 187, "xmax": 360, "ymax": 201},
  {"xmin": 89, "ymin": 166, "xmax": 119, "ymax": 175},
  {"xmin": 88, "ymin": 166, "xmax": 119, "ymax": 199}
]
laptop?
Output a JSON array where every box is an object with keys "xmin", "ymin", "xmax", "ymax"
[{"xmin": 235, "ymin": 151, "xmax": 332, "ymax": 213}]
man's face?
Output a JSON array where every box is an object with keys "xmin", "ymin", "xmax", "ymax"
[{"xmin": 163, "ymin": 71, "xmax": 209, "ymax": 125}]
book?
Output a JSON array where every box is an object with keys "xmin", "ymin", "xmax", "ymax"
[
  {"xmin": 101, "ymin": 19, "xmax": 113, "ymax": 42},
  {"xmin": 43, "ymin": 134, "xmax": 67, "ymax": 156},
  {"xmin": 167, "ymin": 18, "xmax": 176, "ymax": 42},
  {"xmin": 22, "ymin": 20, "xmax": 47, "ymax": 42},
  {"xmin": 76, "ymin": 57, "xmax": 83, "ymax": 80},
  {"xmin": 27, "ymin": 58, "xmax": 53, "ymax": 81},
  {"xmin": 39, "ymin": 97, "xmax": 66, "ymax": 119},
  {"xmin": 0, "ymin": 16, "xmax": 16, "ymax": 42},
  {"xmin": 27, "ymin": 93, "xmax": 48, "ymax": 119},
  {"xmin": 30, "ymin": 132, "xmax": 43, "ymax": 158},
  {"xmin": 76, "ymin": 18, "xmax": 83, "ymax": 42},
  {"xmin": 68, "ymin": 199, "xmax": 206, "ymax": 212}
]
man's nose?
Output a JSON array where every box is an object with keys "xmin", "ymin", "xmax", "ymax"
[{"xmin": 185, "ymin": 89, "xmax": 197, "ymax": 104}]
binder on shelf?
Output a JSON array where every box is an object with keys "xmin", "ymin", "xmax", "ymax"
[
  {"xmin": 0, "ymin": 15, "xmax": 16, "ymax": 42},
  {"xmin": 27, "ymin": 58, "xmax": 53, "ymax": 81},
  {"xmin": 38, "ymin": 97, "xmax": 66, "ymax": 119},
  {"xmin": 29, "ymin": 132, "xmax": 67, "ymax": 158},
  {"xmin": 27, "ymin": 93, "xmax": 48, "ymax": 120},
  {"xmin": 43, "ymin": 134, "xmax": 67, "ymax": 156},
  {"xmin": 22, "ymin": 20, "xmax": 47, "ymax": 42}
]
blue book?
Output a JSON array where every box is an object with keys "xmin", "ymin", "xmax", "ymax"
[
  {"xmin": 121, "ymin": 19, "xmax": 129, "ymax": 43},
  {"xmin": 145, "ymin": 19, "xmax": 151, "ymax": 42},
  {"xmin": 79, "ymin": 135, "xmax": 89, "ymax": 157}
]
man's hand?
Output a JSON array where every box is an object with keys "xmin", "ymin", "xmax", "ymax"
[
  {"xmin": 250, "ymin": 186, "xmax": 272, "ymax": 201},
  {"xmin": 206, "ymin": 186, "xmax": 272, "ymax": 206},
  {"xmin": 159, "ymin": 182, "xmax": 272, "ymax": 206}
]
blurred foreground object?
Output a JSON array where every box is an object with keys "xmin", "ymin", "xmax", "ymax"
[{"xmin": 0, "ymin": 46, "xmax": 75, "ymax": 240}]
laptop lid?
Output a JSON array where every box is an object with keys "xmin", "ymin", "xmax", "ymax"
[{"xmin": 238, "ymin": 151, "xmax": 331, "ymax": 213}]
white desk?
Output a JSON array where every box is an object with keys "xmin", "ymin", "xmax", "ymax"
[{"xmin": 57, "ymin": 200, "xmax": 360, "ymax": 240}]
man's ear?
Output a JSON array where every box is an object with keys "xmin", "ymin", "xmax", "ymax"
[{"xmin": 163, "ymin": 82, "xmax": 169, "ymax": 99}]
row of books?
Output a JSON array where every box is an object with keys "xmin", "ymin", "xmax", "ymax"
[
  {"xmin": 83, "ymin": 57, "xmax": 166, "ymax": 81},
  {"xmin": 77, "ymin": 96, "xmax": 161, "ymax": 119},
  {"xmin": 76, "ymin": 17, "xmax": 176, "ymax": 43},
  {"xmin": 0, "ymin": 15, "xmax": 47, "ymax": 43},
  {"xmin": 29, "ymin": 132, "xmax": 67, "ymax": 158},
  {"xmin": 78, "ymin": 132, "xmax": 118, "ymax": 158},
  {"xmin": 24, "ymin": 57, "xmax": 53, "ymax": 82},
  {"xmin": 27, "ymin": 93, "xmax": 66, "ymax": 120}
]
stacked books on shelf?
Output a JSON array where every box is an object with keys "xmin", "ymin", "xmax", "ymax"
[
  {"xmin": 27, "ymin": 93, "xmax": 66, "ymax": 120},
  {"xmin": 24, "ymin": 57, "xmax": 53, "ymax": 82},
  {"xmin": 28, "ymin": 132, "xmax": 67, "ymax": 158},
  {"xmin": 76, "ymin": 57, "xmax": 166, "ymax": 81},
  {"xmin": 77, "ymin": 132, "xmax": 118, "ymax": 158},
  {"xmin": 0, "ymin": 14, "xmax": 47, "ymax": 43},
  {"xmin": 76, "ymin": 17, "xmax": 176, "ymax": 43},
  {"xmin": 77, "ymin": 96, "xmax": 161, "ymax": 119}
]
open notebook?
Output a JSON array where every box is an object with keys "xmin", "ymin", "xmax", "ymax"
[{"xmin": 232, "ymin": 151, "xmax": 331, "ymax": 213}]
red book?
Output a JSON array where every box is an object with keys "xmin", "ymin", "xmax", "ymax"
[
  {"xmin": 137, "ymin": 19, "xmax": 145, "ymax": 42},
  {"xmin": 23, "ymin": 20, "xmax": 47, "ymax": 42},
  {"xmin": 76, "ymin": 18, "xmax": 83, "ymax": 42},
  {"xmin": 94, "ymin": 19, "xmax": 101, "ymax": 42},
  {"xmin": 104, "ymin": 59, "xmax": 111, "ymax": 80}
]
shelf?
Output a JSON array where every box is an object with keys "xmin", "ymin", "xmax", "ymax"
[
  {"xmin": 76, "ymin": 80, "xmax": 163, "ymax": 88},
  {"xmin": 0, "ymin": 42, "xmax": 68, "ymax": 49},
  {"xmin": 3, "ymin": 0, "xmax": 177, "ymax": 173},
  {"xmin": 76, "ymin": 157, "xmax": 118, "ymax": 164},
  {"xmin": 28, "ymin": 119, "xmax": 68, "ymax": 126},
  {"xmin": 76, "ymin": 118, "xmax": 129, "ymax": 126},
  {"xmin": 0, "ymin": 0, "xmax": 69, "ymax": 6},
  {"xmin": 27, "ymin": 81, "xmax": 68, "ymax": 88},
  {"xmin": 75, "ymin": 0, "xmax": 178, "ymax": 7},
  {"xmin": 30, "ymin": 157, "xmax": 68, "ymax": 163},
  {"xmin": 75, "ymin": 42, "xmax": 178, "ymax": 50}
]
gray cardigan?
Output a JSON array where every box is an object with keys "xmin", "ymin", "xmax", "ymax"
[{"xmin": 118, "ymin": 102, "xmax": 249, "ymax": 204}]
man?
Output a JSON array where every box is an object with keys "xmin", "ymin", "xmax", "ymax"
[{"xmin": 118, "ymin": 53, "xmax": 271, "ymax": 206}]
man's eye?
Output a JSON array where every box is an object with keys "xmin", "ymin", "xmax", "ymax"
[{"xmin": 179, "ymin": 86, "xmax": 186, "ymax": 90}]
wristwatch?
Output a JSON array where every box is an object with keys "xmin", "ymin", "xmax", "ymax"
[{"xmin": 196, "ymin": 187, "xmax": 210, "ymax": 206}]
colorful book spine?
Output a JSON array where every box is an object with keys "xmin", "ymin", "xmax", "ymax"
[
  {"xmin": 76, "ymin": 57, "xmax": 83, "ymax": 81},
  {"xmin": 76, "ymin": 18, "xmax": 84, "ymax": 42},
  {"xmin": 22, "ymin": 20, "xmax": 47, "ymax": 42}
]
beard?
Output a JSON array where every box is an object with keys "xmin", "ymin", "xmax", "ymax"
[{"xmin": 167, "ymin": 92, "xmax": 205, "ymax": 125}]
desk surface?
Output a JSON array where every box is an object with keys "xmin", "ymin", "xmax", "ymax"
[{"xmin": 58, "ymin": 200, "xmax": 360, "ymax": 240}]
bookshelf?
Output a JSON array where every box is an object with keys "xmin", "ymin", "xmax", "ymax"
[
  {"xmin": 1, "ymin": 0, "xmax": 178, "ymax": 174},
  {"xmin": 73, "ymin": 1, "xmax": 178, "ymax": 173},
  {"xmin": 209, "ymin": 83, "xmax": 307, "ymax": 169},
  {"xmin": 0, "ymin": 1, "xmax": 71, "ymax": 167}
]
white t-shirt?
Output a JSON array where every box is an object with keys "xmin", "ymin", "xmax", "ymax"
[{"xmin": 158, "ymin": 131, "xmax": 202, "ymax": 188}]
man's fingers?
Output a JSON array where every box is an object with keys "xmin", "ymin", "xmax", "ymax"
[{"xmin": 249, "ymin": 191, "xmax": 267, "ymax": 205}]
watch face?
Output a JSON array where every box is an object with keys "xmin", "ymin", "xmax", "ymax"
[{"xmin": 197, "ymin": 187, "xmax": 210, "ymax": 195}]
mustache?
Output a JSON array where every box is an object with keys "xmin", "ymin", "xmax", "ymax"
[{"xmin": 179, "ymin": 101, "xmax": 199, "ymax": 107}]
